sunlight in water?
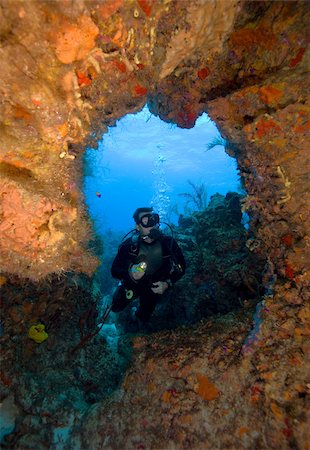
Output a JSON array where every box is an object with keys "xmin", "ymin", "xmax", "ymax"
[{"xmin": 83, "ymin": 106, "xmax": 241, "ymax": 233}]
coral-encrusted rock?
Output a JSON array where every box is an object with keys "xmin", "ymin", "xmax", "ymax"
[
  {"xmin": 0, "ymin": 0, "xmax": 305, "ymax": 280},
  {"xmin": 173, "ymin": 193, "xmax": 265, "ymax": 321},
  {"xmin": 68, "ymin": 308, "xmax": 310, "ymax": 450},
  {"xmin": 0, "ymin": 273, "xmax": 130, "ymax": 447},
  {"xmin": 0, "ymin": 1, "xmax": 309, "ymax": 449},
  {"xmin": 0, "ymin": 178, "xmax": 97, "ymax": 279}
]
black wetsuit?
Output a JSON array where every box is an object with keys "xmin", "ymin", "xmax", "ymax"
[{"xmin": 111, "ymin": 233, "xmax": 186, "ymax": 322}]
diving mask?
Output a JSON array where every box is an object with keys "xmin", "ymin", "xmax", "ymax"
[{"xmin": 139, "ymin": 213, "xmax": 159, "ymax": 228}]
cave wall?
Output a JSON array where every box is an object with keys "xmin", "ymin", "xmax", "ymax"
[
  {"xmin": 0, "ymin": 0, "xmax": 308, "ymax": 285},
  {"xmin": 0, "ymin": 1, "xmax": 309, "ymax": 449},
  {"xmin": 148, "ymin": 1, "xmax": 310, "ymax": 286},
  {"xmin": 1, "ymin": 0, "xmax": 240, "ymax": 280}
]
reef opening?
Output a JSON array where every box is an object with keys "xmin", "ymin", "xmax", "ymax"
[
  {"xmin": 83, "ymin": 106, "xmax": 241, "ymax": 232},
  {"xmin": 1, "ymin": 0, "xmax": 309, "ymax": 447},
  {"xmin": 82, "ymin": 106, "xmax": 266, "ymax": 340}
]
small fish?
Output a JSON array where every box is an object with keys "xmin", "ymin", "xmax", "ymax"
[{"xmin": 96, "ymin": 192, "xmax": 101, "ymax": 198}]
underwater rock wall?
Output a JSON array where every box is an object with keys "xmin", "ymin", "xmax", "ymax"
[
  {"xmin": 175, "ymin": 192, "xmax": 265, "ymax": 318},
  {"xmin": 68, "ymin": 307, "xmax": 309, "ymax": 450},
  {"xmin": 0, "ymin": 1, "xmax": 309, "ymax": 449},
  {"xmin": 0, "ymin": 0, "xmax": 308, "ymax": 288},
  {"xmin": 0, "ymin": 0, "xmax": 239, "ymax": 279},
  {"xmin": 0, "ymin": 273, "xmax": 130, "ymax": 447},
  {"xmin": 149, "ymin": 0, "xmax": 309, "ymax": 287}
]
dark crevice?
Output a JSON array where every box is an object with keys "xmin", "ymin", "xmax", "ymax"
[{"xmin": 0, "ymin": 162, "xmax": 35, "ymax": 182}]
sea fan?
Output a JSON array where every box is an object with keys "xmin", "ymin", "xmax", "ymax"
[
  {"xmin": 205, "ymin": 135, "xmax": 226, "ymax": 151},
  {"xmin": 178, "ymin": 180, "xmax": 208, "ymax": 212}
]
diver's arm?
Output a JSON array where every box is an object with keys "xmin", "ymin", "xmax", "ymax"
[{"xmin": 111, "ymin": 245, "xmax": 132, "ymax": 281}]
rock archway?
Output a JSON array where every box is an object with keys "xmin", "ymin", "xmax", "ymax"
[
  {"xmin": 1, "ymin": 0, "xmax": 309, "ymax": 283},
  {"xmin": 0, "ymin": 1, "xmax": 309, "ymax": 449}
]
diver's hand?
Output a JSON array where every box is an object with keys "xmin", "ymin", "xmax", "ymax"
[
  {"xmin": 151, "ymin": 281, "xmax": 169, "ymax": 295},
  {"xmin": 129, "ymin": 263, "xmax": 146, "ymax": 281}
]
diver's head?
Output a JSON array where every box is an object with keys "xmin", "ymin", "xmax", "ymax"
[{"xmin": 133, "ymin": 207, "xmax": 160, "ymax": 240}]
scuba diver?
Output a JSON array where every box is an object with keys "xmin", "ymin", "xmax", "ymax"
[{"xmin": 111, "ymin": 207, "xmax": 186, "ymax": 324}]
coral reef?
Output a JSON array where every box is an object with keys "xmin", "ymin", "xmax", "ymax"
[
  {"xmin": 0, "ymin": 273, "xmax": 130, "ymax": 448},
  {"xmin": 69, "ymin": 308, "xmax": 309, "ymax": 450},
  {"xmin": 176, "ymin": 192, "xmax": 265, "ymax": 318},
  {"xmin": 0, "ymin": 1, "xmax": 309, "ymax": 449}
]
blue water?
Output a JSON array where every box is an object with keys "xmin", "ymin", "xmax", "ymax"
[{"xmin": 84, "ymin": 106, "xmax": 241, "ymax": 233}]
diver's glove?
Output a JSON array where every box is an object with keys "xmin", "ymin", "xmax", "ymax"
[
  {"xmin": 129, "ymin": 262, "xmax": 147, "ymax": 281},
  {"xmin": 151, "ymin": 281, "xmax": 169, "ymax": 295}
]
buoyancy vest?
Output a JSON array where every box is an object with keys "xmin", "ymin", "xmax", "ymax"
[{"xmin": 138, "ymin": 240, "xmax": 163, "ymax": 276}]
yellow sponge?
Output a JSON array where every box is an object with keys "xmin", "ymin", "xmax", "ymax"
[{"xmin": 28, "ymin": 324, "xmax": 48, "ymax": 343}]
